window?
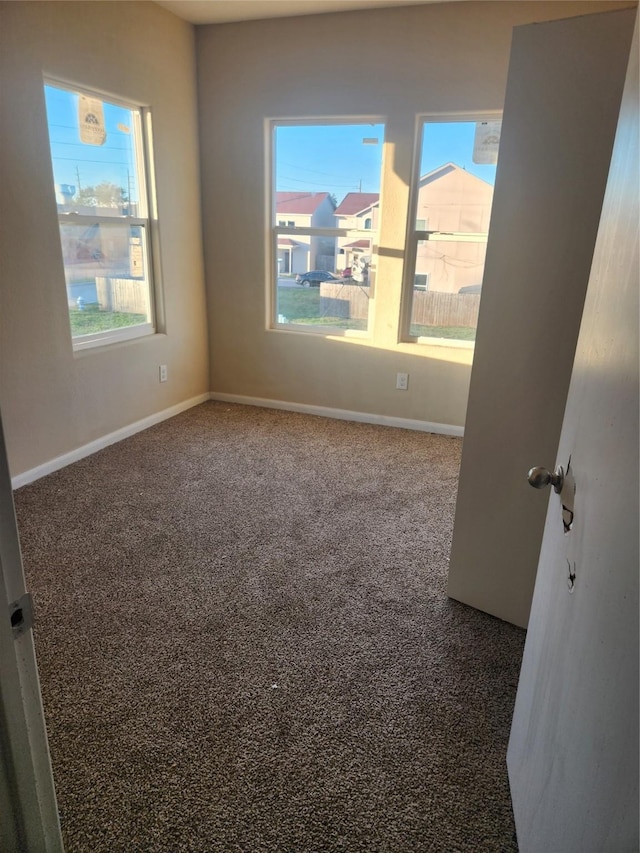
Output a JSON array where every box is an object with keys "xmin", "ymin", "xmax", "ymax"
[
  {"xmin": 270, "ymin": 120, "xmax": 385, "ymax": 334},
  {"xmin": 44, "ymin": 81, "xmax": 157, "ymax": 350},
  {"xmin": 403, "ymin": 117, "xmax": 501, "ymax": 343}
]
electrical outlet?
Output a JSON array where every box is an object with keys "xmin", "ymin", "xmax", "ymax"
[
  {"xmin": 159, "ymin": 364, "xmax": 168, "ymax": 383},
  {"xmin": 396, "ymin": 372, "xmax": 409, "ymax": 391}
]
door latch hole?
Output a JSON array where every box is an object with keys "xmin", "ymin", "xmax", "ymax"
[
  {"xmin": 562, "ymin": 457, "xmax": 575, "ymax": 533},
  {"xmin": 8, "ymin": 593, "xmax": 34, "ymax": 637}
]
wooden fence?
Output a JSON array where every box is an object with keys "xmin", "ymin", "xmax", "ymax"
[
  {"xmin": 319, "ymin": 282, "xmax": 370, "ymax": 320},
  {"xmin": 411, "ymin": 291, "xmax": 480, "ymax": 328},
  {"xmin": 319, "ymin": 282, "xmax": 480, "ymax": 328},
  {"xmin": 95, "ymin": 277, "xmax": 148, "ymax": 315}
]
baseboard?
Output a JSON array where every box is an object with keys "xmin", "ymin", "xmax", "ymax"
[
  {"xmin": 209, "ymin": 392, "xmax": 465, "ymax": 438},
  {"xmin": 12, "ymin": 391, "xmax": 462, "ymax": 489},
  {"xmin": 11, "ymin": 393, "xmax": 211, "ymax": 490}
]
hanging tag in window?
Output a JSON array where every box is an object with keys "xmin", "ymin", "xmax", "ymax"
[
  {"xmin": 473, "ymin": 120, "xmax": 501, "ymax": 164},
  {"xmin": 78, "ymin": 95, "xmax": 107, "ymax": 146}
]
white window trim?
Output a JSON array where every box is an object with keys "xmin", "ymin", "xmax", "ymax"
[
  {"xmin": 400, "ymin": 111, "xmax": 501, "ymax": 347},
  {"xmin": 44, "ymin": 78, "xmax": 159, "ymax": 352}
]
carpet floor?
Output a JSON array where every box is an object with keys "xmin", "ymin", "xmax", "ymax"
[{"xmin": 14, "ymin": 401, "xmax": 525, "ymax": 852}]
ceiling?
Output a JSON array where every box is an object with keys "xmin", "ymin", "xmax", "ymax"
[{"xmin": 154, "ymin": 0, "xmax": 443, "ymax": 26}]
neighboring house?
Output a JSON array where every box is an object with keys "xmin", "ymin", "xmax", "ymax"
[
  {"xmin": 275, "ymin": 192, "xmax": 336, "ymax": 274},
  {"xmin": 333, "ymin": 192, "xmax": 379, "ymax": 273},
  {"xmin": 415, "ymin": 163, "xmax": 494, "ymax": 293}
]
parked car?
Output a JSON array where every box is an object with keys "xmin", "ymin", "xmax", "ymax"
[{"xmin": 295, "ymin": 270, "xmax": 339, "ymax": 287}]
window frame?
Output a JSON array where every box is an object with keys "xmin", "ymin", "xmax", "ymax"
[
  {"xmin": 400, "ymin": 111, "xmax": 502, "ymax": 347},
  {"xmin": 44, "ymin": 77, "xmax": 160, "ymax": 352},
  {"xmin": 266, "ymin": 116, "xmax": 385, "ymax": 336}
]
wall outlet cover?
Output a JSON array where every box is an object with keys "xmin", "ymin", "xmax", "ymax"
[{"xmin": 396, "ymin": 372, "xmax": 409, "ymax": 390}]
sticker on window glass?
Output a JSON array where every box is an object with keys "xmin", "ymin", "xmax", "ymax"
[
  {"xmin": 473, "ymin": 120, "xmax": 501, "ymax": 164},
  {"xmin": 78, "ymin": 95, "xmax": 107, "ymax": 146}
]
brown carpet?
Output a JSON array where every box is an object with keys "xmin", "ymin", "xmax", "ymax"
[{"xmin": 14, "ymin": 401, "xmax": 524, "ymax": 852}]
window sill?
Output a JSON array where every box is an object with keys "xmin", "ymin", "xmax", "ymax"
[
  {"xmin": 411, "ymin": 336, "xmax": 475, "ymax": 350},
  {"xmin": 270, "ymin": 323, "xmax": 370, "ymax": 339},
  {"xmin": 72, "ymin": 322, "xmax": 155, "ymax": 354}
]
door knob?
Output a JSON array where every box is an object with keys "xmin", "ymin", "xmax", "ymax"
[{"xmin": 527, "ymin": 465, "xmax": 564, "ymax": 493}]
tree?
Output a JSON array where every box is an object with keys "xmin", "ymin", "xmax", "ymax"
[{"xmin": 75, "ymin": 182, "xmax": 128, "ymax": 208}]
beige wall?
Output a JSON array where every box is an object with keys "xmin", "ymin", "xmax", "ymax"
[
  {"xmin": 196, "ymin": 0, "xmax": 629, "ymax": 427},
  {"xmin": 418, "ymin": 168, "xmax": 493, "ymax": 234},
  {"xmin": 415, "ymin": 167, "xmax": 493, "ymax": 294},
  {"xmin": 0, "ymin": 1, "xmax": 209, "ymax": 478},
  {"xmin": 0, "ymin": 0, "xmax": 634, "ymax": 486}
]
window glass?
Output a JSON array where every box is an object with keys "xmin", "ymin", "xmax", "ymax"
[
  {"xmin": 44, "ymin": 82, "xmax": 156, "ymax": 349},
  {"xmin": 272, "ymin": 122, "xmax": 384, "ymax": 333},
  {"xmin": 406, "ymin": 118, "xmax": 501, "ymax": 342}
]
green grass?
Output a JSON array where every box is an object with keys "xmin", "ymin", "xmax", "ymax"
[
  {"xmin": 278, "ymin": 286, "xmax": 475, "ymax": 339},
  {"xmin": 277, "ymin": 287, "xmax": 323, "ymax": 320},
  {"xmin": 289, "ymin": 316, "xmax": 368, "ymax": 330},
  {"xmin": 276, "ymin": 286, "xmax": 366, "ymax": 329},
  {"xmin": 409, "ymin": 323, "xmax": 476, "ymax": 341},
  {"xmin": 69, "ymin": 306, "xmax": 147, "ymax": 337}
]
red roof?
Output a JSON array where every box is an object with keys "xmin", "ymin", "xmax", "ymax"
[
  {"xmin": 334, "ymin": 192, "xmax": 379, "ymax": 216},
  {"xmin": 276, "ymin": 192, "xmax": 332, "ymax": 214},
  {"xmin": 277, "ymin": 238, "xmax": 302, "ymax": 247},
  {"xmin": 343, "ymin": 239, "xmax": 370, "ymax": 249}
]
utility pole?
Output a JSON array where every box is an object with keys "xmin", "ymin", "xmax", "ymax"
[{"xmin": 75, "ymin": 166, "xmax": 82, "ymax": 194}]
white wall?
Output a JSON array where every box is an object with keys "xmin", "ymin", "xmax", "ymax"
[
  {"xmin": 195, "ymin": 0, "xmax": 630, "ymax": 429},
  {"xmin": 0, "ymin": 1, "xmax": 209, "ymax": 479}
]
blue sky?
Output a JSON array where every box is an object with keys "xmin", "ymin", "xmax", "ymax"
[
  {"xmin": 420, "ymin": 121, "xmax": 498, "ymax": 185},
  {"xmin": 44, "ymin": 84, "xmax": 140, "ymax": 200},
  {"xmin": 275, "ymin": 120, "xmax": 499, "ymax": 201},
  {"xmin": 43, "ymin": 89, "xmax": 499, "ymax": 206},
  {"xmin": 275, "ymin": 123, "xmax": 386, "ymax": 196}
]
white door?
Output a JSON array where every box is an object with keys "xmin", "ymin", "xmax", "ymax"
[
  {"xmin": 507, "ymin": 14, "xmax": 638, "ymax": 852},
  {"xmin": 446, "ymin": 7, "xmax": 636, "ymax": 629},
  {"xmin": 0, "ymin": 412, "xmax": 63, "ymax": 851}
]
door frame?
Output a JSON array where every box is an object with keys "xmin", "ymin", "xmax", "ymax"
[{"xmin": 0, "ymin": 410, "xmax": 63, "ymax": 851}]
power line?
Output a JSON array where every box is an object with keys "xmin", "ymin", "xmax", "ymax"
[
  {"xmin": 278, "ymin": 175, "xmax": 363, "ymax": 189},
  {"xmin": 52, "ymin": 155, "xmax": 137, "ymax": 167},
  {"xmin": 278, "ymin": 160, "xmax": 362, "ymax": 181},
  {"xmin": 49, "ymin": 140, "xmax": 132, "ymax": 152}
]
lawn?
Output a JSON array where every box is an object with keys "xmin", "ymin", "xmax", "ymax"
[
  {"xmin": 409, "ymin": 323, "xmax": 476, "ymax": 341},
  {"xmin": 69, "ymin": 306, "xmax": 147, "ymax": 336},
  {"xmin": 278, "ymin": 286, "xmax": 475, "ymax": 339},
  {"xmin": 277, "ymin": 286, "xmax": 366, "ymax": 329},
  {"xmin": 69, "ymin": 292, "xmax": 475, "ymax": 340}
]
